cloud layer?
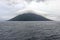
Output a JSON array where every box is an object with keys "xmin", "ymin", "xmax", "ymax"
[{"xmin": 0, "ymin": 0, "xmax": 60, "ymax": 21}]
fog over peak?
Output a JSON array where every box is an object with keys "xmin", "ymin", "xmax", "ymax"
[{"xmin": 0, "ymin": 0, "xmax": 60, "ymax": 21}]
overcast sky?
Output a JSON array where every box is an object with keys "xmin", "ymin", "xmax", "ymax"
[{"xmin": 0, "ymin": 0, "xmax": 60, "ymax": 21}]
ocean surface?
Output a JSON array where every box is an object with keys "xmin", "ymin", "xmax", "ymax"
[{"xmin": 0, "ymin": 21, "xmax": 60, "ymax": 40}]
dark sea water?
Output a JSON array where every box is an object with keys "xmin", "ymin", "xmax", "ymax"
[{"xmin": 0, "ymin": 21, "xmax": 60, "ymax": 40}]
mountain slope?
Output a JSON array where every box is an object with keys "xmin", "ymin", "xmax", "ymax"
[{"xmin": 9, "ymin": 12, "xmax": 52, "ymax": 21}]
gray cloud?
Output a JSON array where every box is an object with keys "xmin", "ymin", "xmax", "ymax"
[
  {"xmin": 36, "ymin": 0, "xmax": 45, "ymax": 2},
  {"xmin": 25, "ymin": 0, "xmax": 33, "ymax": 3},
  {"xmin": 25, "ymin": 0, "xmax": 45, "ymax": 3},
  {"xmin": 0, "ymin": 0, "xmax": 60, "ymax": 21}
]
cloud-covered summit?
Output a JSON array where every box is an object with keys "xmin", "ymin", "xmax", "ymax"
[{"xmin": 0, "ymin": 0, "xmax": 60, "ymax": 21}]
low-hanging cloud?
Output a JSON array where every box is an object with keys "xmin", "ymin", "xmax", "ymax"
[{"xmin": 0, "ymin": 0, "xmax": 60, "ymax": 21}]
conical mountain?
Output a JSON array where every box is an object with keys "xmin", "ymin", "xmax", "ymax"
[{"xmin": 9, "ymin": 12, "xmax": 52, "ymax": 21}]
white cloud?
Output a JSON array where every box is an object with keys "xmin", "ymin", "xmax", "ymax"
[
  {"xmin": 42, "ymin": 0, "xmax": 60, "ymax": 21},
  {"xmin": 0, "ymin": 0, "xmax": 60, "ymax": 21},
  {"xmin": 0, "ymin": 0, "xmax": 27, "ymax": 20}
]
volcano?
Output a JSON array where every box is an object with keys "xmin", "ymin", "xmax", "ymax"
[{"xmin": 9, "ymin": 12, "xmax": 52, "ymax": 21}]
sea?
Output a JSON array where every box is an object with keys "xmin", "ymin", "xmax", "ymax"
[{"xmin": 0, "ymin": 21, "xmax": 60, "ymax": 40}]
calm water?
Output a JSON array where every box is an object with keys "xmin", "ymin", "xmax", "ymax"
[{"xmin": 0, "ymin": 21, "xmax": 60, "ymax": 40}]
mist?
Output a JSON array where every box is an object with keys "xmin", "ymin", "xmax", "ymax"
[{"xmin": 0, "ymin": 0, "xmax": 60, "ymax": 21}]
